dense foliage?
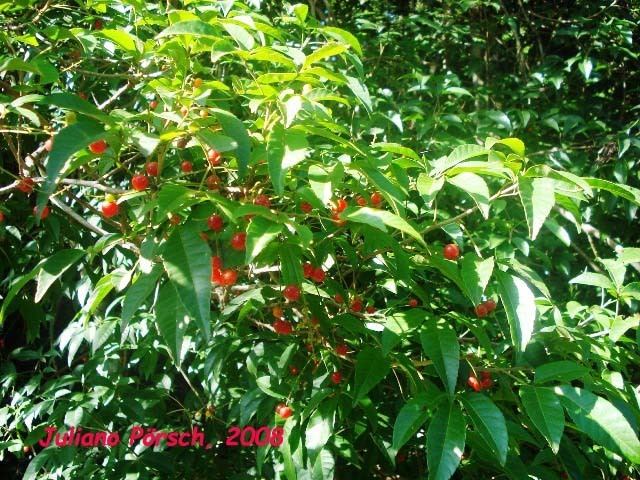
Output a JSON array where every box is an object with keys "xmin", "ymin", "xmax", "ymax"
[{"xmin": 0, "ymin": 1, "xmax": 639, "ymax": 479}]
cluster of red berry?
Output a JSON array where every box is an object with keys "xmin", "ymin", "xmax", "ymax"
[{"xmin": 467, "ymin": 371, "xmax": 493, "ymax": 392}]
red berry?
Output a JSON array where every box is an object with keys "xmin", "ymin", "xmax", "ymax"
[
  {"xmin": 276, "ymin": 404, "xmax": 293, "ymax": 419},
  {"xmin": 408, "ymin": 298, "xmax": 419, "ymax": 308},
  {"xmin": 131, "ymin": 174, "xmax": 149, "ymax": 191},
  {"xmin": 180, "ymin": 161, "xmax": 193, "ymax": 173},
  {"xmin": 475, "ymin": 304, "xmax": 489, "ymax": 318},
  {"xmin": 311, "ymin": 267, "xmax": 325, "ymax": 283},
  {"xmin": 300, "ymin": 202, "xmax": 312, "ymax": 213},
  {"xmin": 272, "ymin": 306, "xmax": 284, "ymax": 318},
  {"xmin": 331, "ymin": 212, "xmax": 346, "ymax": 226},
  {"xmin": 396, "ymin": 452, "xmax": 407, "ymax": 463},
  {"xmin": 254, "ymin": 194, "xmax": 271, "ymax": 208},
  {"xmin": 170, "ymin": 214, "xmax": 181, "ymax": 225},
  {"xmin": 16, "ymin": 177, "xmax": 34, "ymax": 194},
  {"xmin": 331, "ymin": 371, "xmax": 342, "ymax": 384},
  {"xmin": 366, "ymin": 305, "xmax": 376, "ymax": 314},
  {"xmin": 207, "ymin": 214, "xmax": 224, "ymax": 232},
  {"xmin": 230, "ymin": 232, "xmax": 246, "ymax": 251},
  {"xmin": 101, "ymin": 201, "xmax": 119, "ymax": 218},
  {"xmin": 88, "ymin": 139, "xmax": 107, "ymax": 155},
  {"xmin": 44, "ymin": 137, "xmax": 54, "ymax": 152},
  {"xmin": 335, "ymin": 344, "xmax": 348, "ymax": 356},
  {"xmin": 443, "ymin": 243, "xmax": 460, "ymax": 261},
  {"xmin": 484, "ymin": 299, "xmax": 497, "ymax": 312},
  {"xmin": 176, "ymin": 137, "xmax": 189, "ymax": 148},
  {"xmin": 207, "ymin": 149, "xmax": 221, "ymax": 166},
  {"xmin": 334, "ymin": 293, "xmax": 344, "ymax": 304},
  {"xmin": 283, "ymin": 284, "xmax": 301, "ymax": 302},
  {"xmin": 93, "ymin": 19, "xmax": 103, "ymax": 30},
  {"xmin": 149, "ymin": 100, "xmax": 158, "ymax": 109},
  {"xmin": 480, "ymin": 371, "xmax": 491, "ymax": 381},
  {"xmin": 193, "ymin": 78, "xmax": 203, "ymax": 88},
  {"xmin": 467, "ymin": 375, "xmax": 482, "ymax": 392},
  {"xmin": 145, "ymin": 161, "xmax": 159, "ymax": 176},
  {"xmin": 302, "ymin": 262, "xmax": 314, "ymax": 278},
  {"xmin": 333, "ymin": 198, "xmax": 347, "ymax": 213},
  {"xmin": 350, "ymin": 298, "xmax": 363, "ymax": 312},
  {"xmin": 206, "ymin": 175, "xmax": 221, "ymax": 190},
  {"xmin": 480, "ymin": 377, "xmax": 493, "ymax": 390},
  {"xmin": 219, "ymin": 269, "xmax": 238, "ymax": 287},
  {"xmin": 273, "ymin": 319, "xmax": 293, "ymax": 335},
  {"xmin": 0, "ymin": 211, "xmax": 5, "ymax": 222},
  {"xmin": 289, "ymin": 365, "xmax": 299, "ymax": 376},
  {"xmin": 310, "ymin": 317, "xmax": 319, "ymax": 326},
  {"xmin": 34, "ymin": 205, "xmax": 50, "ymax": 220},
  {"xmin": 211, "ymin": 256, "xmax": 223, "ymax": 271},
  {"xmin": 370, "ymin": 192, "xmax": 383, "ymax": 206},
  {"xmin": 356, "ymin": 196, "xmax": 367, "ymax": 206}
]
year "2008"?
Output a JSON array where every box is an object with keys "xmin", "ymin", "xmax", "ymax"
[{"xmin": 225, "ymin": 426, "xmax": 284, "ymax": 447}]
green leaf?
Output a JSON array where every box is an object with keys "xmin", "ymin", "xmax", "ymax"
[
  {"xmin": 392, "ymin": 396, "xmax": 430, "ymax": 452},
  {"xmin": 311, "ymin": 448, "xmax": 335, "ymax": 480},
  {"xmin": 304, "ymin": 43, "xmax": 349, "ymax": 69},
  {"xmin": 519, "ymin": 386, "xmax": 564, "ymax": 453},
  {"xmin": 610, "ymin": 315, "xmax": 640, "ymax": 343},
  {"xmin": 426, "ymin": 400, "xmax": 466, "ymax": 480},
  {"xmin": 534, "ymin": 361, "xmax": 588, "ymax": 384},
  {"xmin": 344, "ymin": 207, "xmax": 426, "ymax": 247},
  {"xmin": 305, "ymin": 401, "xmax": 335, "ymax": 463},
  {"xmin": 583, "ymin": 177, "xmax": 640, "ymax": 206},
  {"xmin": 37, "ymin": 119, "xmax": 105, "ymax": 211},
  {"xmin": 220, "ymin": 21, "xmax": 254, "ymax": 50},
  {"xmin": 497, "ymin": 271, "xmax": 536, "ymax": 352},
  {"xmin": 293, "ymin": 3, "xmax": 309, "ymax": 23},
  {"xmin": 460, "ymin": 393, "xmax": 508, "ymax": 464},
  {"xmin": 156, "ymin": 20, "xmax": 219, "ymax": 38},
  {"xmin": 353, "ymin": 347, "xmax": 391, "ymax": 403},
  {"xmin": 98, "ymin": 29, "xmax": 143, "ymax": 55},
  {"xmin": 486, "ymin": 137, "xmax": 525, "ymax": 157},
  {"xmin": 267, "ymin": 126, "xmax": 309, "ymax": 195},
  {"xmin": 130, "ymin": 130, "xmax": 160, "ymax": 157},
  {"xmin": 121, "ymin": 264, "xmax": 163, "ymax": 329},
  {"xmin": 319, "ymin": 26, "xmax": 363, "ymax": 56},
  {"xmin": 156, "ymin": 282, "xmax": 185, "ymax": 361},
  {"xmin": 41, "ymin": 93, "xmax": 111, "ymax": 123},
  {"xmin": 372, "ymin": 142, "xmax": 421, "ymax": 161},
  {"xmin": 460, "ymin": 253, "xmax": 494, "ymax": 305},
  {"xmin": 279, "ymin": 243, "xmax": 303, "ymax": 286},
  {"xmin": 163, "ymin": 226, "xmax": 212, "ymax": 339},
  {"xmin": 618, "ymin": 247, "xmax": 640, "ymax": 265},
  {"xmin": 246, "ymin": 217, "xmax": 283, "ymax": 263},
  {"xmin": 432, "ymin": 145, "xmax": 489, "ymax": 177},
  {"xmin": 0, "ymin": 263, "xmax": 46, "ymax": 325},
  {"xmin": 601, "ymin": 259, "xmax": 626, "ymax": 289},
  {"xmin": 448, "ymin": 172, "xmax": 491, "ymax": 218},
  {"xmin": 569, "ymin": 272, "xmax": 614, "ymax": 290},
  {"xmin": 555, "ymin": 385, "xmax": 640, "ymax": 463},
  {"xmin": 211, "ymin": 108, "xmax": 251, "ymax": 178},
  {"xmin": 345, "ymin": 75, "xmax": 372, "ymax": 114},
  {"xmin": 519, "ymin": 177, "xmax": 555, "ymax": 240},
  {"xmin": 417, "ymin": 174, "xmax": 444, "ymax": 205},
  {"xmin": 308, "ymin": 164, "xmax": 334, "ymax": 204},
  {"xmin": 34, "ymin": 249, "xmax": 84, "ymax": 303},
  {"xmin": 420, "ymin": 319, "xmax": 459, "ymax": 396}
]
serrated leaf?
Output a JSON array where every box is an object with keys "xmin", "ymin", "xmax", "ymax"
[
  {"xmin": 392, "ymin": 396, "xmax": 430, "ymax": 452},
  {"xmin": 460, "ymin": 393, "xmax": 508, "ymax": 464},
  {"xmin": 460, "ymin": 253, "xmax": 494, "ymax": 305},
  {"xmin": 211, "ymin": 108, "xmax": 251, "ymax": 178},
  {"xmin": 420, "ymin": 319, "xmax": 459, "ymax": 396},
  {"xmin": 534, "ymin": 361, "xmax": 588, "ymax": 384},
  {"xmin": 431, "ymin": 145, "xmax": 489, "ymax": 177},
  {"xmin": 246, "ymin": 217, "xmax": 283, "ymax": 263},
  {"xmin": 163, "ymin": 226, "xmax": 211, "ymax": 339},
  {"xmin": 372, "ymin": 142, "xmax": 421, "ymax": 161},
  {"xmin": 519, "ymin": 177, "xmax": 555, "ymax": 240},
  {"xmin": 583, "ymin": 177, "xmax": 640, "ymax": 206},
  {"xmin": 345, "ymin": 75, "xmax": 372, "ymax": 114},
  {"xmin": 569, "ymin": 272, "xmax": 614, "ymax": 289},
  {"xmin": 497, "ymin": 271, "xmax": 536, "ymax": 352},
  {"xmin": 448, "ymin": 172, "xmax": 490, "ymax": 218},
  {"xmin": 267, "ymin": 126, "xmax": 309, "ymax": 194},
  {"xmin": 35, "ymin": 249, "xmax": 84, "ymax": 303},
  {"xmin": 344, "ymin": 207, "xmax": 426, "ymax": 247},
  {"xmin": 157, "ymin": 20, "xmax": 219, "ymax": 38},
  {"xmin": 555, "ymin": 385, "xmax": 640, "ymax": 463},
  {"xmin": 520, "ymin": 386, "xmax": 564, "ymax": 453},
  {"xmin": 426, "ymin": 400, "xmax": 465, "ymax": 480},
  {"xmin": 304, "ymin": 42, "xmax": 348, "ymax": 69},
  {"xmin": 353, "ymin": 348, "xmax": 391, "ymax": 403}
]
